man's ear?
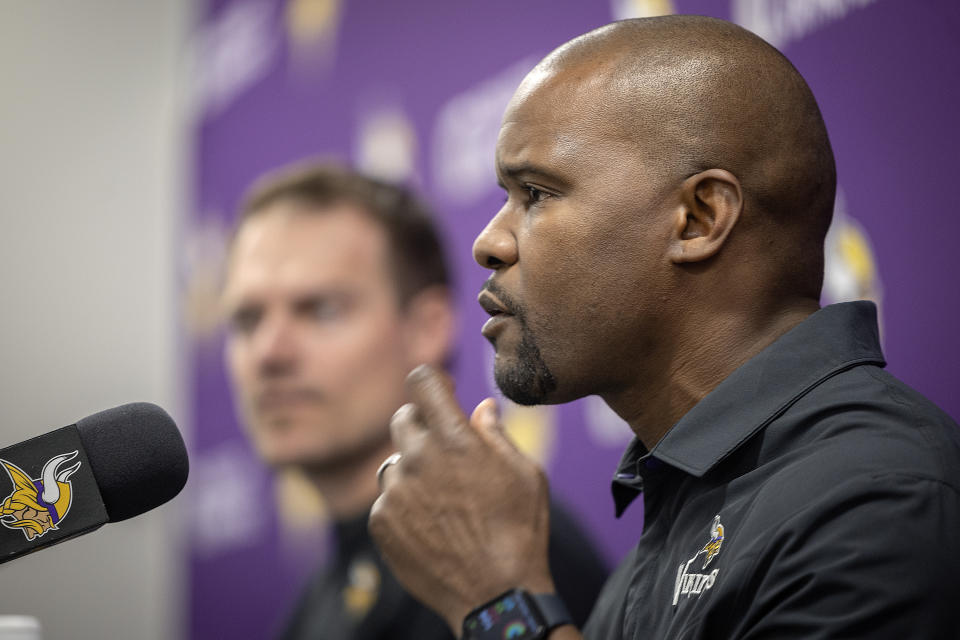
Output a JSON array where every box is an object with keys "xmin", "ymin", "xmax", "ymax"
[
  {"xmin": 667, "ymin": 169, "xmax": 743, "ymax": 264},
  {"xmin": 401, "ymin": 286, "xmax": 457, "ymax": 368}
]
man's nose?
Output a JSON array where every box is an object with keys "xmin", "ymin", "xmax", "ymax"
[
  {"xmin": 473, "ymin": 212, "xmax": 518, "ymax": 269},
  {"xmin": 254, "ymin": 313, "xmax": 298, "ymax": 375}
]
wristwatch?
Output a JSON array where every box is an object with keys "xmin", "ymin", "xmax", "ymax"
[{"xmin": 461, "ymin": 588, "xmax": 572, "ymax": 639}]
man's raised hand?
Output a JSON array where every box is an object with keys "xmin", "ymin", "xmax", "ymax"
[{"xmin": 369, "ymin": 364, "xmax": 556, "ymax": 633}]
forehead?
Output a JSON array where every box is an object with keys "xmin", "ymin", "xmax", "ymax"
[
  {"xmin": 224, "ymin": 201, "xmax": 392, "ymax": 298},
  {"xmin": 496, "ymin": 64, "xmax": 640, "ymax": 179}
]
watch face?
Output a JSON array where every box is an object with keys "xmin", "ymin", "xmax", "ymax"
[{"xmin": 463, "ymin": 590, "xmax": 545, "ymax": 640}]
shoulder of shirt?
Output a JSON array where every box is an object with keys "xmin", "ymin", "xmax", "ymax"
[
  {"xmin": 726, "ymin": 362, "xmax": 960, "ymax": 540},
  {"xmin": 758, "ymin": 362, "xmax": 960, "ymax": 482}
]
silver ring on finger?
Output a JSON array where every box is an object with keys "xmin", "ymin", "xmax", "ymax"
[{"xmin": 376, "ymin": 452, "xmax": 403, "ymax": 487}]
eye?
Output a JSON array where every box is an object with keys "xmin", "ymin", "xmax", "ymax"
[
  {"xmin": 228, "ymin": 306, "xmax": 261, "ymax": 335},
  {"xmin": 524, "ymin": 184, "xmax": 551, "ymax": 206},
  {"xmin": 297, "ymin": 296, "xmax": 346, "ymax": 323}
]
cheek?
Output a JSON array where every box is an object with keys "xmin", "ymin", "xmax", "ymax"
[
  {"xmin": 306, "ymin": 311, "xmax": 409, "ymax": 397},
  {"xmin": 520, "ymin": 222, "xmax": 627, "ymax": 321},
  {"xmin": 520, "ymin": 219, "xmax": 663, "ymax": 354},
  {"xmin": 324, "ymin": 332, "xmax": 410, "ymax": 434},
  {"xmin": 225, "ymin": 340, "xmax": 254, "ymax": 394}
]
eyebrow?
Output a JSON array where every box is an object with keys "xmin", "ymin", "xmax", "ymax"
[
  {"xmin": 222, "ymin": 285, "xmax": 348, "ymax": 310},
  {"xmin": 496, "ymin": 161, "xmax": 570, "ymax": 189}
]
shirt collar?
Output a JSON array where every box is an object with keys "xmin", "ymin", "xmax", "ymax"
[{"xmin": 612, "ymin": 301, "xmax": 886, "ymax": 516}]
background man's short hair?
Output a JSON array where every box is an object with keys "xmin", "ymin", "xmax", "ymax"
[{"xmin": 238, "ymin": 162, "xmax": 451, "ymax": 306}]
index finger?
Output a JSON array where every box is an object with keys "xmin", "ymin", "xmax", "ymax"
[{"xmin": 405, "ymin": 364, "xmax": 468, "ymax": 436}]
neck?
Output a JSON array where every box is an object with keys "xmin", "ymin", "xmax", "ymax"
[
  {"xmin": 301, "ymin": 438, "xmax": 396, "ymax": 521},
  {"xmin": 607, "ymin": 298, "xmax": 819, "ymax": 450}
]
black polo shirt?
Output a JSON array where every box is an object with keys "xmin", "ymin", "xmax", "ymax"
[{"xmin": 583, "ymin": 302, "xmax": 960, "ymax": 639}]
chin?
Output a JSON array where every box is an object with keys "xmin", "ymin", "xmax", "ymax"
[
  {"xmin": 258, "ymin": 446, "xmax": 315, "ymax": 469},
  {"xmin": 263, "ymin": 448, "xmax": 340, "ymax": 474},
  {"xmin": 494, "ymin": 361, "xmax": 558, "ymax": 406},
  {"xmin": 491, "ymin": 317, "xmax": 561, "ymax": 405},
  {"xmin": 253, "ymin": 429, "xmax": 327, "ymax": 469}
]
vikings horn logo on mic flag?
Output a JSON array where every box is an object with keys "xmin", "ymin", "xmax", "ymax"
[{"xmin": 0, "ymin": 452, "xmax": 81, "ymax": 541}]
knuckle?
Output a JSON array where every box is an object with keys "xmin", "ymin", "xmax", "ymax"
[
  {"xmin": 518, "ymin": 459, "xmax": 547, "ymax": 488},
  {"xmin": 368, "ymin": 494, "xmax": 395, "ymax": 533},
  {"xmin": 367, "ymin": 509, "xmax": 387, "ymax": 540},
  {"xmin": 532, "ymin": 463, "xmax": 548, "ymax": 483},
  {"xmin": 396, "ymin": 450, "xmax": 419, "ymax": 474},
  {"xmin": 391, "ymin": 402, "xmax": 417, "ymax": 425},
  {"xmin": 406, "ymin": 364, "xmax": 434, "ymax": 390},
  {"xmin": 368, "ymin": 497, "xmax": 385, "ymax": 525},
  {"xmin": 445, "ymin": 428, "xmax": 474, "ymax": 453}
]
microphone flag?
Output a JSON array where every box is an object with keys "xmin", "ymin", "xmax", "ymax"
[{"xmin": 0, "ymin": 426, "xmax": 109, "ymax": 563}]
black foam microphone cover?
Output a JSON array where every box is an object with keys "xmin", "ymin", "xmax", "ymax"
[
  {"xmin": 76, "ymin": 402, "xmax": 189, "ymax": 522},
  {"xmin": 1, "ymin": 402, "xmax": 189, "ymax": 564}
]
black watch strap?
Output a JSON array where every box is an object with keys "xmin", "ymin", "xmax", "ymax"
[
  {"xmin": 530, "ymin": 592, "xmax": 572, "ymax": 633},
  {"xmin": 462, "ymin": 588, "xmax": 572, "ymax": 639}
]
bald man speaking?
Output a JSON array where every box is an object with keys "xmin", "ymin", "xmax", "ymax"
[{"xmin": 370, "ymin": 15, "xmax": 960, "ymax": 640}]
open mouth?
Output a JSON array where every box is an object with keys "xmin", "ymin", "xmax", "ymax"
[
  {"xmin": 478, "ymin": 290, "xmax": 511, "ymax": 318},
  {"xmin": 478, "ymin": 289, "xmax": 516, "ymax": 340}
]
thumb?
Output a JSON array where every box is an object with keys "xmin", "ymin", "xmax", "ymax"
[
  {"xmin": 469, "ymin": 397, "xmax": 502, "ymax": 435},
  {"xmin": 470, "ymin": 398, "xmax": 524, "ymax": 457},
  {"xmin": 470, "ymin": 398, "xmax": 526, "ymax": 458}
]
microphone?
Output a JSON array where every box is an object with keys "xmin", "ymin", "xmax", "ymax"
[{"xmin": 0, "ymin": 402, "xmax": 188, "ymax": 564}]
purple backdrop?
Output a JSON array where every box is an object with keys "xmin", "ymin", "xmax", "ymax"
[{"xmin": 183, "ymin": 1, "xmax": 960, "ymax": 638}]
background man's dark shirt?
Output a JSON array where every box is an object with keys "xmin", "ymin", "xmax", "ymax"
[
  {"xmin": 585, "ymin": 302, "xmax": 960, "ymax": 639},
  {"xmin": 279, "ymin": 502, "xmax": 608, "ymax": 639}
]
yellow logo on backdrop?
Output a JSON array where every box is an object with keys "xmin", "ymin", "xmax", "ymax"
[
  {"xmin": 611, "ymin": 0, "xmax": 675, "ymax": 20},
  {"xmin": 502, "ymin": 403, "xmax": 556, "ymax": 466},
  {"xmin": 286, "ymin": 0, "xmax": 341, "ymax": 46},
  {"xmin": 286, "ymin": 0, "xmax": 342, "ymax": 72},
  {"xmin": 275, "ymin": 467, "xmax": 328, "ymax": 536},
  {"xmin": 823, "ymin": 191, "xmax": 883, "ymax": 315}
]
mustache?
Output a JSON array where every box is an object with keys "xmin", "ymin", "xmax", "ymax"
[
  {"xmin": 254, "ymin": 387, "xmax": 326, "ymax": 408},
  {"xmin": 480, "ymin": 280, "xmax": 524, "ymax": 318}
]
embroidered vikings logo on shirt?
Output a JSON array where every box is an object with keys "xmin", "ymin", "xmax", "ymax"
[
  {"xmin": 701, "ymin": 515, "xmax": 724, "ymax": 569},
  {"xmin": 0, "ymin": 452, "xmax": 81, "ymax": 541},
  {"xmin": 674, "ymin": 514, "xmax": 726, "ymax": 605}
]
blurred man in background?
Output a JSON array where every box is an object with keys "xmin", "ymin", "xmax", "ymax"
[{"xmin": 221, "ymin": 162, "xmax": 607, "ymax": 639}]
